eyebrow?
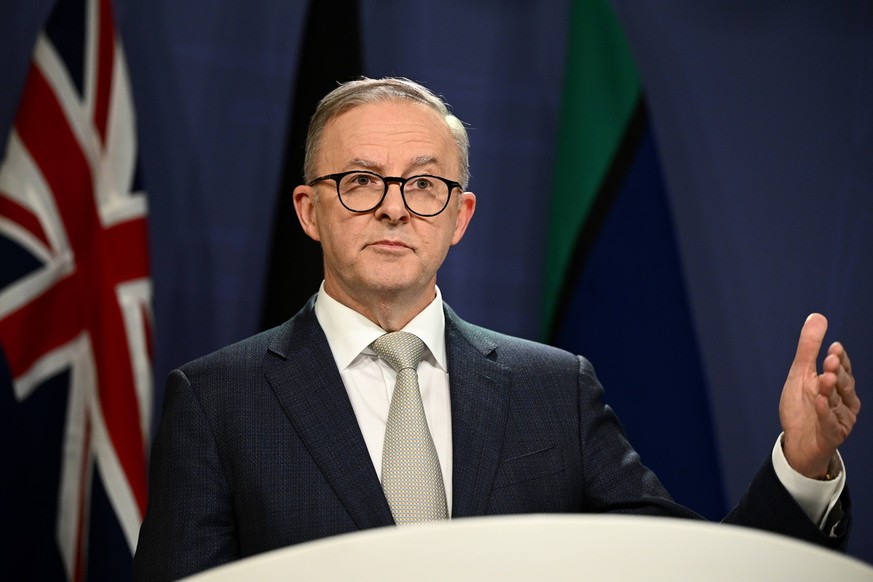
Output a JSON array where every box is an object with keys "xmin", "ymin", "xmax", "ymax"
[{"xmin": 346, "ymin": 156, "xmax": 442, "ymax": 174}]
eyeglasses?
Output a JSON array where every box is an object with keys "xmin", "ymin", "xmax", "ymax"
[{"xmin": 308, "ymin": 170, "xmax": 462, "ymax": 217}]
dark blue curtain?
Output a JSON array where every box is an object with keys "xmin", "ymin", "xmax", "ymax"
[{"xmin": 2, "ymin": 0, "xmax": 871, "ymax": 563}]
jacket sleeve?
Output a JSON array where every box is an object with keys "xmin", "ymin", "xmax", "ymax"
[
  {"xmin": 575, "ymin": 355, "xmax": 700, "ymax": 519},
  {"xmin": 724, "ymin": 458, "xmax": 851, "ymax": 551},
  {"xmin": 133, "ymin": 369, "xmax": 239, "ymax": 581},
  {"xmin": 576, "ymin": 355, "xmax": 852, "ymax": 551}
]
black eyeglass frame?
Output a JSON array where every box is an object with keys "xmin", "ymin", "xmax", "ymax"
[{"xmin": 308, "ymin": 170, "xmax": 462, "ymax": 217}]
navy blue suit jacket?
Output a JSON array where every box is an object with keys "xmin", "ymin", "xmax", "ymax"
[{"xmin": 134, "ymin": 299, "xmax": 849, "ymax": 580}]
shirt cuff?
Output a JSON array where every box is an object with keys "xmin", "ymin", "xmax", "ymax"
[{"xmin": 771, "ymin": 433, "xmax": 845, "ymax": 529}]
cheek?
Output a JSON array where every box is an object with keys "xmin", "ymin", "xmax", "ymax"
[
  {"xmin": 319, "ymin": 218, "xmax": 364, "ymax": 260},
  {"xmin": 423, "ymin": 227, "xmax": 456, "ymax": 266}
]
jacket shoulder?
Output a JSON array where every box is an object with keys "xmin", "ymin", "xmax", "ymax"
[
  {"xmin": 175, "ymin": 297, "xmax": 321, "ymax": 381},
  {"xmin": 444, "ymin": 303, "xmax": 590, "ymax": 373}
]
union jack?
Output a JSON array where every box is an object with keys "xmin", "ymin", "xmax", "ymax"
[{"xmin": 0, "ymin": 0, "xmax": 151, "ymax": 579}]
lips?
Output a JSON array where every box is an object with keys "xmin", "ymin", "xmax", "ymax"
[{"xmin": 368, "ymin": 239, "xmax": 412, "ymax": 251}]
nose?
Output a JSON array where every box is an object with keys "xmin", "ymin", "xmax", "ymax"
[{"xmin": 376, "ymin": 182, "xmax": 409, "ymax": 222}]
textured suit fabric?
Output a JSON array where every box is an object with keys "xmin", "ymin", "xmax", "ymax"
[{"xmin": 133, "ymin": 298, "xmax": 850, "ymax": 581}]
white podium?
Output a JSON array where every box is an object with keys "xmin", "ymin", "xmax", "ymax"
[{"xmin": 183, "ymin": 515, "xmax": 873, "ymax": 581}]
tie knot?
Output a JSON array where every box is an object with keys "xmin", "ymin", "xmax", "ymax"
[{"xmin": 370, "ymin": 331, "xmax": 426, "ymax": 373}]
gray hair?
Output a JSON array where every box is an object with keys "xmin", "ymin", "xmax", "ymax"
[{"xmin": 303, "ymin": 77, "xmax": 470, "ymax": 189}]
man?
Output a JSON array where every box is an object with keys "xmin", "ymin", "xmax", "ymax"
[{"xmin": 133, "ymin": 78, "xmax": 860, "ymax": 580}]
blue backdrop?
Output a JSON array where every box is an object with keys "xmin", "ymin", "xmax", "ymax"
[{"xmin": 2, "ymin": 0, "xmax": 870, "ymax": 563}]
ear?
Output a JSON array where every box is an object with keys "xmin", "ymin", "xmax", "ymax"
[
  {"xmin": 450, "ymin": 191, "xmax": 476, "ymax": 246},
  {"xmin": 293, "ymin": 184, "xmax": 321, "ymax": 242}
]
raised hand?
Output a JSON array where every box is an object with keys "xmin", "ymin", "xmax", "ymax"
[{"xmin": 779, "ymin": 314, "xmax": 860, "ymax": 479}]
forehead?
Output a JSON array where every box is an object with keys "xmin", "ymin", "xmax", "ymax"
[{"xmin": 318, "ymin": 100, "xmax": 458, "ymax": 173}]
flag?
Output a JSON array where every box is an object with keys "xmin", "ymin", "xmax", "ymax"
[
  {"xmin": 543, "ymin": 0, "xmax": 725, "ymax": 518},
  {"xmin": 0, "ymin": 0, "xmax": 151, "ymax": 579}
]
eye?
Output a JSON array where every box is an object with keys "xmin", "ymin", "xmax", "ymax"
[
  {"xmin": 409, "ymin": 177, "xmax": 434, "ymax": 191},
  {"xmin": 341, "ymin": 172, "xmax": 382, "ymax": 191},
  {"xmin": 352, "ymin": 173, "xmax": 375, "ymax": 186}
]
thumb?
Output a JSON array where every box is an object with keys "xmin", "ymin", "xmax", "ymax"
[{"xmin": 791, "ymin": 313, "xmax": 828, "ymax": 374}]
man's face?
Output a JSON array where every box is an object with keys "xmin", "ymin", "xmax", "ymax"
[{"xmin": 293, "ymin": 100, "xmax": 476, "ymax": 318}]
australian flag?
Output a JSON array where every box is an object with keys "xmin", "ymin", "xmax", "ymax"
[{"xmin": 0, "ymin": 0, "xmax": 152, "ymax": 579}]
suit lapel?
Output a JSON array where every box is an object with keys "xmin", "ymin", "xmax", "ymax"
[
  {"xmin": 262, "ymin": 300, "xmax": 510, "ymax": 525},
  {"xmin": 264, "ymin": 301, "xmax": 394, "ymax": 529},
  {"xmin": 445, "ymin": 307, "xmax": 510, "ymax": 518}
]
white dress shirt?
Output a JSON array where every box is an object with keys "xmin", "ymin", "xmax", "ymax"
[
  {"xmin": 315, "ymin": 283, "xmax": 453, "ymax": 513},
  {"xmin": 313, "ymin": 282, "xmax": 843, "ymax": 529}
]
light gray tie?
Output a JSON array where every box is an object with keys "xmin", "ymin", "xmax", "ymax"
[{"xmin": 371, "ymin": 331, "xmax": 448, "ymax": 523}]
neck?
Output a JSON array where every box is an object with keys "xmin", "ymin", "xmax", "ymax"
[{"xmin": 323, "ymin": 281, "xmax": 436, "ymax": 332}]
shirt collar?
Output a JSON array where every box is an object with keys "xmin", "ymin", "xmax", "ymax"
[{"xmin": 314, "ymin": 282, "xmax": 447, "ymax": 372}]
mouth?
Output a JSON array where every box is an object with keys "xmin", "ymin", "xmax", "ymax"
[{"xmin": 368, "ymin": 239, "xmax": 412, "ymax": 252}]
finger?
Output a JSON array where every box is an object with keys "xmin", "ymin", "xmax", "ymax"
[
  {"xmin": 833, "ymin": 397, "xmax": 860, "ymax": 433},
  {"xmin": 792, "ymin": 313, "xmax": 828, "ymax": 373},
  {"xmin": 823, "ymin": 347, "xmax": 861, "ymax": 410},
  {"xmin": 824, "ymin": 352, "xmax": 851, "ymax": 383},
  {"xmin": 828, "ymin": 341, "xmax": 852, "ymax": 375},
  {"xmin": 821, "ymin": 390, "xmax": 860, "ymax": 439},
  {"xmin": 822, "ymin": 352, "xmax": 842, "ymax": 377},
  {"xmin": 818, "ymin": 371, "xmax": 838, "ymax": 403},
  {"xmin": 834, "ymin": 361, "xmax": 861, "ymax": 412},
  {"xmin": 840, "ymin": 388, "xmax": 862, "ymax": 415},
  {"xmin": 827, "ymin": 382, "xmax": 841, "ymax": 408}
]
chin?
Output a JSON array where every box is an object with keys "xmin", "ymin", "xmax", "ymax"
[
  {"xmin": 365, "ymin": 278, "xmax": 415, "ymax": 294},
  {"xmin": 361, "ymin": 272, "xmax": 429, "ymax": 296}
]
